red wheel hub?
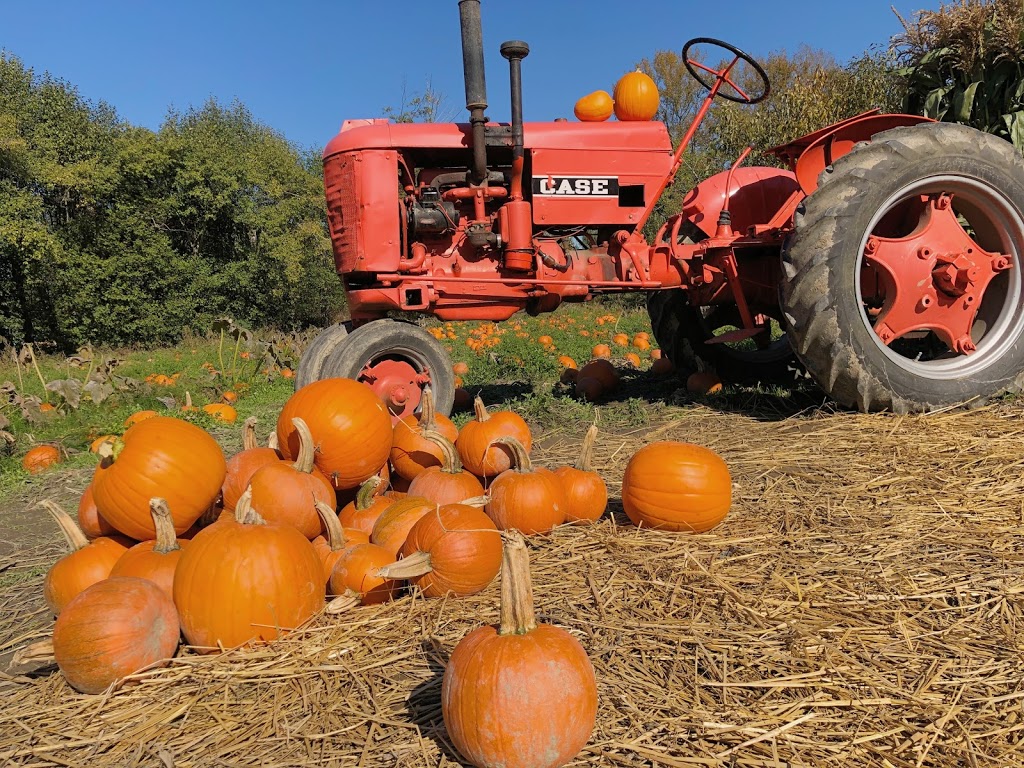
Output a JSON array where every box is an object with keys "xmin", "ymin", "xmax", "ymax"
[
  {"xmin": 862, "ymin": 193, "xmax": 1013, "ymax": 354},
  {"xmin": 357, "ymin": 358, "xmax": 431, "ymax": 422}
]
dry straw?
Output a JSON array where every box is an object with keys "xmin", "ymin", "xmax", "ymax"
[{"xmin": 4, "ymin": 403, "xmax": 1024, "ymax": 766}]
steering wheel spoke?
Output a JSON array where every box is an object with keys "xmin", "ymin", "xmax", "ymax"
[{"xmin": 682, "ymin": 38, "xmax": 770, "ymax": 105}]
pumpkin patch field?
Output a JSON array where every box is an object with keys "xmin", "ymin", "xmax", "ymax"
[{"xmin": 3, "ymin": 305, "xmax": 1024, "ymax": 766}]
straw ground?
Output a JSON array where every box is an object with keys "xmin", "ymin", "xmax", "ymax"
[{"xmin": 3, "ymin": 399, "xmax": 1024, "ymax": 766}]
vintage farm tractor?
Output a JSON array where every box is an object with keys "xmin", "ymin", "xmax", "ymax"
[{"xmin": 299, "ymin": 0, "xmax": 1024, "ymax": 416}]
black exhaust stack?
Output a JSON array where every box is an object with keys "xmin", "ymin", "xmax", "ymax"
[
  {"xmin": 500, "ymin": 39, "xmax": 529, "ymax": 196},
  {"xmin": 458, "ymin": 0, "xmax": 488, "ymax": 185}
]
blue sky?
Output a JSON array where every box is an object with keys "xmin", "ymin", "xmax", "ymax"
[{"xmin": 2, "ymin": 1, "xmax": 927, "ymax": 152}]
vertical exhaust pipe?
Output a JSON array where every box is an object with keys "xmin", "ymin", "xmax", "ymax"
[
  {"xmin": 458, "ymin": 0, "xmax": 488, "ymax": 186},
  {"xmin": 500, "ymin": 39, "xmax": 533, "ymax": 271}
]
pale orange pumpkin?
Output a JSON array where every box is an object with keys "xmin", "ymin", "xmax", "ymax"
[
  {"xmin": 574, "ymin": 90, "xmax": 613, "ymax": 122},
  {"xmin": 621, "ymin": 441, "xmax": 731, "ymax": 532},
  {"xmin": 613, "ymin": 70, "xmax": 660, "ymax": 121}
]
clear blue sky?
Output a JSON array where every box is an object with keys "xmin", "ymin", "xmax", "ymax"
[{"xmin": 2, "ymin": 0, "xmax": 927, "ymax": 152}]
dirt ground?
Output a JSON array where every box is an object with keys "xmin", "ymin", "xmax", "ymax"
[{"xmin": 4, "ymin": 391, "xmax": 1024, "ymax": 766}]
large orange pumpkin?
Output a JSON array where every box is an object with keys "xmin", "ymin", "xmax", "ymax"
[
  {"xmin": 42, "ymin": 501, "xmax": 131, "ymax": 616},
  {"xmin": 92, "ymin": 416, "xmax": 226, "ymax": 540},
  {"xmin": 455, "ymin": 396, "xmax": 532, "ymax": 478},
  {"xmin": 442, "ymin": 532, "xmax": 597, "ymax": 768},
  {"xmin": 390, "ymin": 387, "xmax": 460, "ymax": 481},
  {"xmin": 574, "ymin": 90, "xmax": 613, "ymax": 122},
  {"xmin": 77, "ymin": 482, "xmax": 118, "ymax": 539},
  {"xmin": 172, "ymin": 490, "xmax": 324, "ymax": 651},
  {"xmin": 53, "ymin": 576, "xmax": 180, "ymax": 694},
  {"xmin": 276, "ymin": 378, "xmax": 393, "ymax": 490},
  {"xmin": 613, "ymin": 70, "xmax": 660, "ymax": 121},
  {"xmin": 110, "ymin": 498, "xmax": 188, "ymax": 602},
  {"xmin": 380, "ymin": 502, "xmax": 501, "ymax": 598},
  {"xmin": 621, "ymin": 441, "xmax": 731, "ymax": 532}
]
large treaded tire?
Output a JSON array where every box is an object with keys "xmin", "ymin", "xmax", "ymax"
[
  {"xmin": 295, "ymin": 322, "xmax": 351, "ymax": 390},
  {"xmin": 646, "ymin": 290, "xmax": 800, "ymax": 386},
  {"xmin": 781, "ymin": 122, "xmax": 1024, "ymax": 413},
  {"xmin": 320, "ymin": 319, "xmax": 456, "ymax": 416}
]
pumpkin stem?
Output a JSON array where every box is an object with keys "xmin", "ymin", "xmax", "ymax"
[
  {"xmin": 472, "ymin": 395, "xmax": 490, "ymax": 423},
  {"xmin": 459, "ymin": 495, "xmax": 489, "ymax": 508},
  {"xmin": 314, "ymin": 500, "xmax": 354, "ymax": 552},
  {"xmin": 184, "ymin": 391, "xmax": 193, "ymax": 408},
  {"xmin": 242, "ymin": 417, "xmax": 259, "ymax": 450},
  {"xmin": 41, "ymin": 500, "xmax": 89, "ymax": 552},
  {"xmin": 97, "ymin": 437, "xmax": 125, "ymax": 463},
  {"xmin": 291, "ymin": 417, "xmax": 317, "ymax": 474},
  {"xmin": 576, "ymin": 424, "xmax": 599, "ymax": 472},
  {"xmin": 267, "ymin": 430, "xmax": 280, "ymax": 451},
  {"xmin": 492, "ymin": 436, "xmax": 531, "ymax": 473},
  {"xmin": 420, "ymin": 429, "xmax": 463, "ymax": 474},
  {"xmin": 354, "ymin": 473, "xmax": 385, "ymax": 510},
  {"xmin": 7, "ymin": 637, "xmax": 56, "ymax": 676},
  {"xmin": 148, "ymin": 498, "xmax": 181, "ymax": 554},
  {"xmin": 325, "ymin": 590, "xmax": 360, "ymax": 615},
  {"xmin": 419, "ymin": 386, "xmax": 438, "ymax": 432},
  {"xmin": 235, "ymin": 487, "xmax": 266, "ymax": 525},
  {"xmin": 376, "ymin": 550, "xmax": 433, "ymax": 580},
  {"xmin": 498, "ymin": 530, "xmax": 536, "ymax": 636}
]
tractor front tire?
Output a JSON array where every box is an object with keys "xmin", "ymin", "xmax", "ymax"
[
  {"xmin": 647, "ymin": 290, "xmax": 800, "ymax": 386},
  {"xmin": 781, "ymin": 122, "xmax": 1024, "ymax": 412},
  {"xmin": 295, "ymin": 322, "xmax": 351, "ymax": 390}
]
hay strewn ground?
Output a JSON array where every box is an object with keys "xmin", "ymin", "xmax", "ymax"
[{"xmin": 3, "ymin": 403, "xmax": 1024, "ymax": 767}]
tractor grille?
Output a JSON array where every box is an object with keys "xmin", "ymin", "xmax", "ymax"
[{"xmin": 324, "ymin": 154, "xmax": 358, "ymax": 274}]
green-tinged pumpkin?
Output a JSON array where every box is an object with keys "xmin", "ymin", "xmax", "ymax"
[
  {"xmin": 92, "ymin": 416, "xmax": 226, "ymax": 540},
  {"xmin": 621, "ymin": 441, "xmax": 731, "ymax": 532}
]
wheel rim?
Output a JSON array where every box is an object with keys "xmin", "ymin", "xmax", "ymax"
[
  {"xmin": 358, "ymin": 356, "xmax": 432, "ymax": 422},
  {"xmin": 857, "ymin": 175, "xmax": 1024, "ymax": 379}
]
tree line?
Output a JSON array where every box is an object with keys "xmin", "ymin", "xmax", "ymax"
[{"xmin": 1, "ymin": 1, "xmax": 1019, "ymax": 350}]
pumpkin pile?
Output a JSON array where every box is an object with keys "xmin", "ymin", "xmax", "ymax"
[
  {"xmin": 34, "ymin": 372, "xmax": 732, "ymax": 724},
  {"xmin": 574, "ymin": 70, "xmax": 660, "ymax": 122}
]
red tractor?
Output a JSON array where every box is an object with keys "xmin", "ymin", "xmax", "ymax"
[{"xmin": 300, "ymin": 0, "xmax": 1024, "ymax": 417}]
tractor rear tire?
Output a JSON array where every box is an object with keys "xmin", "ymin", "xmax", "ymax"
[
  {"xmin": 780, "ymin": 122, "xmax": 1024, "ymax": 412},
  {"xmin": 295, "ymin": 322, "xmax": 351, "ymax": 390},
  {"xmin": 320, "ymin": 319, "xmax": 456, "ymax": 417},
  {"xmin": 646, "ymin": 290, "xmax": 800, "ymax": 386}
]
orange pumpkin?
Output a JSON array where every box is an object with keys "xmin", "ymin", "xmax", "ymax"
[
  {"xmin": 370, "ymin": 496, "xmax": 435, "ymax": 557},
  {"xmin": 276, "ymin": 378, "xmax": 392, "ymax": 490},
  {"xmin": 124, "ymin": 410, "xmax": 158, "ymax": 427},
  {"xmin": 621, "ymin": 441, "xmax": 731, "ymax": 532},
  {"xmin": 453, "ymin": 387, "xmax": 473, "ymax": 413},
  {"xmin": 327, "ymin": 542, "xmax": 399, "ymax": 605},
  {"xmin": 613, "ymin": 70, "xmax": 660, "ymax": 121},
  {"xmin": 456, "ymin": 396, "xmax": 532, "ymax": 478},
  {"xmin": 379, "ymin": 502, "xmax": 501, "ymax": 598},
  {"xmin": 554, "ymin": 425, "xmax": 608, "ymax": 523},
  {"xmin": 390, "ymin": 387, "xmax": 460, "ymax": 481},
  {"xmin": 42, "ymin": 501, "xmax": 131, "ymax": 616},
  {"xmin": 110, "ymin": 498, "xmax": 188, "ymax": 601},
  {"xmin": 93, "ymin": 416, "xmax": 226, "ymax": 540},
  {"xmin": 442, "ymin": 532, "xmax": 597, "ymax": 768},
  {"xmin": 612, "ymin": 333, "xmax": 629, "ymax": 346},
  {"xmin": 22, "ymin": 445, "xmax": 60, "ymax": 475},
  {"xmin": 89, "ymin": 435, "xmax": 118, "ymax": 454},
  {"xmin": 407, "ymin": 431, "xmax": 485, "ymax": 507},
  {"xmin": 686, "ymin": 371, "xmax": 723, "ymax": 395},
  {"xmin": 77, "ymin": 482, "xmax": 118, "ymax": 539},
  {"xmin": 578, "ymin": 359, "xmax": 619, "ymax": 391},
  {"xmin": 557, "ymin": 355, "xmax": 578, "ymax": 370},
  {"xmin": 574, "ymin": 377, "xmax": 604, "ymax": 403},
  {"xmin": 574, "ymin": 90, "xmax": 614, "ymax": 122},
  {"xmin": 53, "ymin": 576, "xmax": 180, "ymax": 694},
  {"xmin": 202, "ymin": 403, "xmax": 238, "ymax": 423},
  {"xmin": 248, "ymin": 418, "xmax": 335, "ymax": 539},
  {"xmin": 591, "ymin": 344, "xmax": 612, "ymax": 359},
  {"xmin": 650, "ymin": 356, "xmax": 675, "ymax": 376},
  {"xmin": 453, "ymin": 361, "xmax": 469, "ymax": 376},
  {"xmin": 313, "ymin": 501, "xmax": 370, "ymax": 591},
  {"xmin": 485, "ymin": 438, "xmax": 566, "ymax": 535},
  {"xmin": 537, "ymin": 335, "xmax": 554, "ymax": 346},
  {"xmin": 221, "ymin": 417, "xmax": 281, "ymax": 512},
  {"xmin": 338, "ymin": 472, "xmax": 393, "ymax": 535},
  {"xmin": 172, "ymin": 490, "xmax": 324, "ymax": 651}
]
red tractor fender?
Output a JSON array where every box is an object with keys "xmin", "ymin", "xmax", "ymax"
[{"xmin": 680, "ymin": 166, "xmax": 800, "ymax": 240}]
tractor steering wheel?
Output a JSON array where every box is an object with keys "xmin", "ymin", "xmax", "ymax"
[{"xmin": 681, "ymin": 37, "xmax": 770, "ymax": 105}]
